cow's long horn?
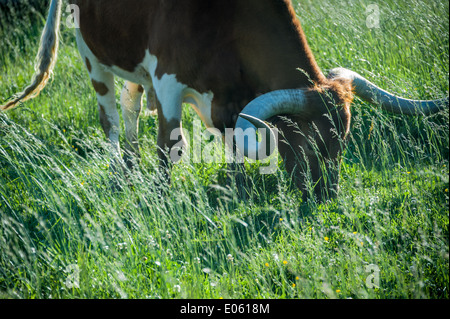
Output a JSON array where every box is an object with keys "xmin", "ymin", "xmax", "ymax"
[
  {"xmin": 235, "ymin": 89, "xmax": 308, "ymax": 160},
  {"xmin": 328, "ymin": 68, "xmax": 448, "ymax": 115}
]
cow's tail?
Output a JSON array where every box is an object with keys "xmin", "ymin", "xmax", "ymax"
[{"xmin": 1, "ymin": 0, "xmax": 63, "ymax": 111}]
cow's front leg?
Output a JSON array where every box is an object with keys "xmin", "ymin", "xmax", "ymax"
[
  {"xmin": 223, "ymin": 135, "xmax": 249, "ymax": 199},
  {"xmin": 155, "ymin": 97, "xmax": 186, "ymax": 181},
  {"xmin": 227, "ymin": 161, "xmax": 248, "ymax": 198},
  {"xmin": 121, "ymin": 81, "xmax": 144, "ymax": 170}
]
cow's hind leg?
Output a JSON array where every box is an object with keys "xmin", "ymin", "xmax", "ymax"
[
  {"xmin": 121, "ymin": 81, "xmax": 144, "ymax": 170},
  {"xmin": 77, "ymin": 32, "xmax": 120, "ymax": 160},
  {"xmin": 77, "ymin": 32, "xmax": 125, "ymax": 191},
  {"xmin": 144, "ymin": 86, "xmax": 158, "ymax": 116},
  {"xmin": 95, "ymin": 74, "xmax": 122, "ymax": 178},
  {"xmin": 83, "ymin": 58, "xmax": 122, "ymax": 177},
  {"xmin": 90, "ymin": 74, "xmax": 120, "ymax": 156}
]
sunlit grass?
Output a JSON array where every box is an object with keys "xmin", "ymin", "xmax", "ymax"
[{"xmin": 0, "ymin": 0, "xmax": 448, "ymax": 299}]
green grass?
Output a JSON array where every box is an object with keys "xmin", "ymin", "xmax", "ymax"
[{"xmin": 0, "ymin": 0, "xmax": 448, "ymax": 299}]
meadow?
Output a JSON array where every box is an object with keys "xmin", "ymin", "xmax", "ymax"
[{"xmin": 0, "ymin": 0, "xmax": 448, "ymax": 299}]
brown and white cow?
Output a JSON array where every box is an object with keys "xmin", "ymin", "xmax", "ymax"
[{"xmin": 1, "ymin": 0, "xmax": 447, "ymax": 200}]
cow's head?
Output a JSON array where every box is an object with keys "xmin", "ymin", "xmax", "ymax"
[
  {"xmin": 275, "ymin": 80, "xmax": 352, "ymax": 201},
  {"xmin": 235, "ymin": 68, "xmax": 447, "ymax": 202}
]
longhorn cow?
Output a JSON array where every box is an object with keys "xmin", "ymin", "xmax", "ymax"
[{"xmin": 1, "ymin": 0, "xmax": 447, "ymax": 200}]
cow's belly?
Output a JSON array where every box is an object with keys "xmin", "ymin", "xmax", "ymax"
[
  {"xmin": 106, "ymin": 64, "xmax": 152, "ymax": 89},
  {"xmin": 107, "ymin": 50, "xmax": 217, "ymax": 130}
]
